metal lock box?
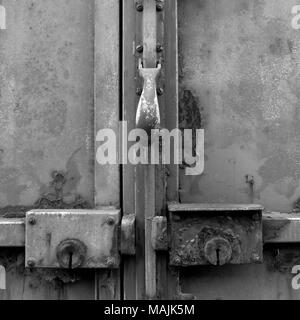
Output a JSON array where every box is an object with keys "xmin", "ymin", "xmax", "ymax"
[
  {"xmin": 25, "ymin": 209, "xmax": 121, "ymax": 269},
  {"xmin": 168, "ymin": 203, "xmax": 263, "ymax": 267}
]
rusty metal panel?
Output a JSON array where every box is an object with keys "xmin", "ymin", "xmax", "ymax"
[
  {"xmin": 169, "ymin": 203, "xmax": 263, "ymax": 266},
  {"xmin": 25, "ymin": 210, "xmax": 120, "ymax": 269}
]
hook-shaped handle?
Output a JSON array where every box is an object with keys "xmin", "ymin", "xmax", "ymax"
[{"xmin": 136, "ymin": 59, "xmax": 161, "ymax": 135}]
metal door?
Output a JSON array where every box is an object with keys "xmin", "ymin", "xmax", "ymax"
[
  {"xmin": 2, "ymin": 0, "xmax": 300, "ymax": 301},
  {"xmin": 122, "ymin": 0, "xmax": 300, "ymax": 300},
  {"xmin": 0, "ymin": 0, "xmax": 121, "ymax": 300}
]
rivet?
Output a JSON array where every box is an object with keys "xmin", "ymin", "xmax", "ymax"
[
  {"xmin": 27, "ymin": 258, "xmax": 36, "ymax": 268},
  {"xmin": 106, "ymin": 257, "xmax": 116, "ymax": 268},
  {"xmin": 136, "ymin": 2, "xmax": 143, "ymax": 12},
  {"xmin": 106, "ymin": 217, "xmax": 115, "ymax": 226},
  {"xmin": 174, "ymin": 257, "xmax": 181, "ymax": 265},
  {"xmin": 28, "ymin": 216, "xmax": 36, "ymax": 226},
  {"xmin": 157, "ymin": 87, "xmax": 164, "ymax": 96},
  {"xmin": 136, "ymin": 44, "xmax": 143, "ymax": 53},
  {"xmin": 156, "ymin": 1, "xmax": 164, "ymax": 11},
  {"xmin": 156, "ymin": 44, "xmax": 163, "ymax": 52}
]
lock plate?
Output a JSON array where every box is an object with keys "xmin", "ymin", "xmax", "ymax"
[
  {"xmin": 168, "ymin": 203, "xmax": 263, "ymax": 267},
  {"xmin": 25, "ymin": 209, "xmax": 120, "ymax": 269}
]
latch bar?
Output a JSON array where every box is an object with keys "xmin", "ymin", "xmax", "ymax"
[{"xmin": 0, "ymin": 212, "xmax": 299, "ymax": 248}]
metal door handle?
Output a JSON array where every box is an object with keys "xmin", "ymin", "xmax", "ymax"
[{"xmin": 136, "ymin": 59, "xmax": 161, "ymax": 134}]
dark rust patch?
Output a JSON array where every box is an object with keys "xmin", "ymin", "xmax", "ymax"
[
  {"xmin": 0, "ymin": 249, "xmax": 82, "ymax": 285},
  {"xmin": 265, "ymin": 244, "xmax": 300, "ymax": 273},
  {"xmin": 179, "ymin": 89, "xmax": 203, "ymax": 168},
  {"xmin": 0, "ymin": 170, "xmax": 90, "ymax": 218},
  {"xmin": 36, "ymin": 171, "xmax": 90, "ymax": 210},
  {"xmin": 263, "ymin": 218, "xmax": 290, "ymax": 242}
]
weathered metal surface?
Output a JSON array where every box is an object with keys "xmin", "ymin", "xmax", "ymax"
[
  {"xmin": 151, "ymin": 216, "xmax": 168, "ymax": 251},
  {"xmin": 0, "ymin": 0, "xmax": 96, "ymax": 299},
  {"xmin": 169, "ymin": 203, "xmax": 263, "ymax": 266},
  {"xmin": 175, "ymin": 0, "xmax": 300, "ymax": 299},
  {"xmin": 0, "ymin": 218, "xmax": 24, "ymax": 247},
  {"xmin": 0, "ymin": 0, "xmax": 94, "ymax": 210},
  {"xmin": 121, "ymin": 214, "xmax": 136, "ymax": 255},
  {"xmin": 25, "ymin": 210, "xmax": 120, "ymax": 269},
  {"xmin": 122, "ymin": 0, "xmax": 139, "ymax": 300},
  {"xmin": 263, "ymin": 213, "xmax": 300, "ymax": 243},
  {"xmin": 136, "ymin": 60, "xmax": 161, "ymax": 135},
  {"xmin": 178, "ymin": 0, "xmax": 300, "ymax": 213},
  {"xmin": 94, "ymin": 0, "xmax": 121, "ymax": 300}
]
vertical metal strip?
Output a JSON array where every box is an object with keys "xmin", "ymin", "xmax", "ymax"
[
  {"xmin": 94, "ymin": 0, "xmax": 120, "ymax": 300},
  {"xmin": 164, "ymin": 0, "xmax": 180, "ymax": 299},
  {"xmin": 122, "ymin": 0, "xmax": 138, "ymax": 300},
  {"xmin": 142, "ymin": 0, "xmax": 157, "ymax": 299},
  {"xmin": 165, "ymin": 0, "xmax": 179, "ymax": 203}
]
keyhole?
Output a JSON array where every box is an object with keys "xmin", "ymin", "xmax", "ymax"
[
  {"xmin": 216, "ymin": 248, "xmax": 220, "ymax": 266},
  {"xmin": 68, "ymin": 251, "xmax": 73, "ymax": 269}
]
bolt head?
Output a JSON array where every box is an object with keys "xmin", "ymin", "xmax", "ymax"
[
  {"xmin": 136, "ymin": 2, "xmax": 143, "ymax": 12},
  {"xmin": 156, "ymin": 44, "xmax": 163, "ymax": 52},
  {"xmin": 174, "ymin": 256, "xmax": 181, "ymax": 265},
  {"xmin": 157, "ymin": 88, "xmax": 164, "ymax": 96},
  {"xmin": 106, "ymin": 217, "xmax": 115, "ymax": 226},
  {"xmin": 106, "ymin": 257, "xmax": 116, "ymax": 268},
  {"xmin": 156, "ymin": 2, "xmax": 164, "ymax": 11},
  {"xmin": 27, "ymin": 258, "xmax": 36, "ymax": 268},
  {"xmin": 136, "ymin": 45, "xmax": 143, "ymax": 53},
  {"xmin": 28, "ymin": 216, "xmax": 36, "ymax": 225}
]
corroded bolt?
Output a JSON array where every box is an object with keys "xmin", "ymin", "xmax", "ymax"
[
  {"xmin": 252, "ymin": 253, "xmax": 261, "ymax": 262},
  {"xmin": 157, "ymin": 87, "xmax": 164, "ymax": 96},
  {"xmin": 106, "ymin": 217, "xmax": 115, "ymax": 226},
  {"xmin": 106, "ymin": 257, "xmax": 116, "ymax": 268},
  {"xmin": 156, "ymin": 1, "xmax": 164, "ymax": 11},
  {"xmin": 27, "ymin": 258, "xmax": 36, "ymax": 268},
  {"xmin": 174, "ymin": 256, "xmax": 181, "ymax": 265},
  {"xmin": 28, "ymin": 216, "xmax": 36, "ymax": 226},
  {"xmin": 136, "ymin": 88, "xmax": 143, "ymax": 96},
  {"xmin": 156, "ymin": 44, "xmax": 163, "ymax": 53},
  {"xmin": 136, "ymin": 44, "xmax": 143, "ymax": 53},
  {"xmin": 136, "ymin": 1, "xmax": 143, "ymax": 12}
]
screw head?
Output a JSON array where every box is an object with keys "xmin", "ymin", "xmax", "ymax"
[
  {"xmin": 136, "ymin": 44, "xmax": 143, "ymax": 53},
  {"xmin": 106, "ymin": 257, "xmax": 116, "ymax": 268},
  {"xmin": 136, "ymin": 2, "xmax": 143, "ymax": 12},
  {"xmin": 156, "ymin": 2, "xmax": 164, "ymax": 11},
  {"xmin": 157, "ymin": 87, "xmax": 164, "ymax": 96},
  {"xmin": 28, "ymin": 216, "xmax": 36, "ymax": 226},
  {"xmin": 106, "ymin": 217, "xmax": 115, "ymax": 226},
  {"xmin": 27, "ymin": 258, "xmax": 36, "ymax": 268},
  {"xmin": 174, "ymin": 257, "xmax": 181, "ymax": 265},
  {"xmin": 156, "ymin": 44, "xmax": 163, "ymax": 53}
]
